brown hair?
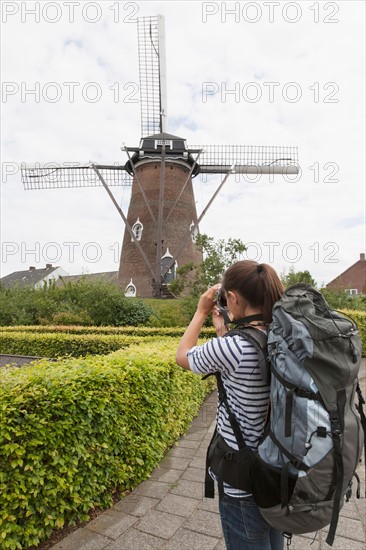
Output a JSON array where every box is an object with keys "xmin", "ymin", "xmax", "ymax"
[{"xmin": 222, "ymin": 260, "xmax": 284, "ymax": 323}]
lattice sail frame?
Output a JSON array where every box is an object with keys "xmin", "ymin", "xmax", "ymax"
[
  {"xmin": 21, "ymin": 144, "xmax": 299, "ymax": 190},
  {"xmin": 21, "ymin": 164, "xmax": 132, "ymax": 190},
  {"xmin": 138, "ymin": 15, "xmax": 167, "ymax": 137},
  {"xmin": 191, "ymin": 144, "xmax": 299, "ymax": 175}
]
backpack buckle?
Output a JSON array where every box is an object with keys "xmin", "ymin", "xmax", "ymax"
[{"xmin": 290, "ymin": 458, "xmax": 304, "ymax": 471}]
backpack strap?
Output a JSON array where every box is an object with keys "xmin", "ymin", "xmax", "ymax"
[
  {"xmin": 203, "ymin": 324, "xmax": 268, "ymax": 497},
  {"xmin": 355, "ymin": 381, "xmax": 366, "ymax": 498},
  {"xmin": 215, "ymin": 372, "xmax": 246, "ymax": 449},
  {"xmin": 326, "ymin": 408, "xmax": 344, "ymax": 546},
  {"xmin": 216, "ymin": 325, "xmax": 270, "ymax": 446},
  {"xmin": 225, "ymin": 325, "xmax": 270, "ymax": 385}
]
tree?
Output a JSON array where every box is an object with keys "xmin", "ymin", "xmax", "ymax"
[
  {"xmin": 170, "ymin": 234, "xmax": 246, "ymax": 297},
  {"xmin": 280, "ymin": 266, "xmax": 317, "ymax": 289},
  {"xmin": 320, "ymin": 287, "xmax": 366, "ymax": 311}
]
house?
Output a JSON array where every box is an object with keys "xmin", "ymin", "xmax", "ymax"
[
  {"xmin": 0, "ymin": 264, "xmax": 68, "ymax": 288},
  {"xmin": 326, "ymin": 253, "xmax": 366, "ymax": 295}
]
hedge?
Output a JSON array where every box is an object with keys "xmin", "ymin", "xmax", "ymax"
[
  {"xmin": 0, "ymin": 341, "xmax": 214, "ymax": 549},
  {"xmin": 0, "ymin": 332, "xmax": 157, "ymax": 358},
  {"xmin": 340, "ymin": 309, "xmax": 366, "ymax": 352},
  {"xmin": 0, "ymin": 325, "xmax": 216, "ymax": 338},
  {"xmin": 0, "ymin": 327, "xmax": 216, "ymax": 359}
]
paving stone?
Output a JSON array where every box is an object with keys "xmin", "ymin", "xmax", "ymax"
[
  {"xmin": 183, "ymin": 431, "xmax": 207, "ymax": 441},
  {"xmin": 334, "ymin": 515, "xmax": 365, "ymax": 541},
  {"xmin": 326, "ymin": 535, "xmax": 366, "ymax": 550},
  {"xmin": 189, "ymin": 456, "xmax": 206, "ymax": 469},
  {"xmin": 170, "ymin": 478, "xmax": 204, "ymax": 500},
  {"xmin": 51, "ymin": 528, "xmax": 110, "ymax": 550},
  {"xmin": 156, "ymin": 493, "xmax": 199, "ymax": 517},
  {"xmin": 177, "ymin": 438, "xmax": 201, "ymax": 450},
  {"xmin": 354, "ymin": 497, "xmax": 366, "ymax": 528},
  {"xmin": 187, "ymin": 424, "xmax": 208, "ymax": 433},
  {"xmin": 104, "ymin": 528, "xmax": 164, "ymax": 549},
  {"xmin": 196, "ymin": 406, "xmax": 217, "ymax": 425},
  {"xmin": 111, "ymin": 495, "xmax": 159, "ymax": 517},
  {"xmin": 195, "ymin": 446, "xmax": 208, "ymax": 458},
  {"xmin": 190, "ymin": 420, "xmax": 213, "ymax": 429},
  {"xmin": 131, "ymin": 479, "xmax": 170, "ymax": 499},
  {"xmin": 198, "ymin": 497, "xmax": 220, "ymax": 514},
  {"xmin": 184, "ymin": 509, "xmax": 223, "ymax": 538},
  {"xmin": 159, "ymin": 456, "xmax": 190, "ymax": 470},
  {"xmin": 86, "ymin": 512, "xmax": 137, "ymax": 539},
  {"xmin": 182, "ymin": 466, "xmax": 206, "ymax": 483},
  {"xmin": 167, "ymin": 445, "xmax": 195, "ymax": 459},
  {"xmin": 150, "ymin": 466, "xmax": 182, "ymax": 484},
  {"xmin": 340, "ymin": 499, "xmax": 361, "ymax": 520},
  {"xmin": 214, "ymin": 539, "xmax": 226, "ymax": 550},
  {"xmin": 136, "ymin": 510, "xmax": 185, "ymax": 539},
  {"xmin": 162, "ymin": 527, "xmax": 219, "ymax": 549},
  {"xmin": 290, "ymin": 534, "xmax": 321, "ymax": 549}
]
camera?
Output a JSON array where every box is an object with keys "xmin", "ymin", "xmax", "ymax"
[
  {"xmin": 216, "ymin": 287, "xmax": 227, "ymax": 308},
  {"xmin": 215, "ymin": 287, "xmax": 231, "ymax": 326}
]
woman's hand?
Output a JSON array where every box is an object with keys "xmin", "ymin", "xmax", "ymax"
[
  {"xmin": 212, "ymin": 304, "xmax": 229, "ymax": 337},
  {"xmin": 196, "ymin": 284, "xmax": 221, "ymax": 317},
  {"xmin": 176, "ymin": 283, "xmax": 221, "ymax": 369}
]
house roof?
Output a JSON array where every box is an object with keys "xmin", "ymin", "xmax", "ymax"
[
  {"xmin": 0, "ymin": 265, "xmax": 60, "ymax": 288},
  {"xmin": 326, "ymin": 253, "xmax": 366, "ymax": 293},
  {"xmin": 56, "ymin": 271, "xmax": 118, "ymax": 286}
]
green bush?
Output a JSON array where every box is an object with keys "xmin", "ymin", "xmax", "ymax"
[
  {"xmin": 0, "ymin": 280, "xmax": 153, "ymax": 326},
  {"xmin": 144, "ymin": 297, "xmax": 197, "ymax": 327},
  {"xmin": 0, "ymin": 341, "xmax": 214, "ymax": 549},
  {"xmin": 321, "ymin": 288, "xmax": 366, "ymax": 311},
  {"xmin": 0, "ymin": 332, "xmax": 151, "ymax": 358},
  {"xmin": 340, "ymin": 309, "xmax": 366, "ymax": 353},
  {"xmin": 50, "ymin": 311, "xmax": 93, "ymax": 326}
]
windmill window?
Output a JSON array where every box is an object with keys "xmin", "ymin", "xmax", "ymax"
[
  {"xmin": 125, "ymin": 279, "xmax": 136, "ymax": 297},
  {"xmin": 131, "ymin": 219, "xmax": 143, "ymax": 241},
  {"xmin": 190, "ymin": 221, "xmax": 199, "ymax": 243},
  {"xmin": 161, "ymin": 248, "xmax": 176, "ymax": 284},
  {"xmin": 156, "ymin": 139, "xmax": 172, "ymax": 149}
]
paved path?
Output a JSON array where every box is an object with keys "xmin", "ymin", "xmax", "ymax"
[{"xmin": 53, "ymin": 364, "xmax": 366, "ymax": 550}]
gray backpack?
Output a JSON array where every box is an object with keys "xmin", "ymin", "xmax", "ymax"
[
  {"xmin": 205, "ymin": 283, "xmax": 365, "ymax": 546},
  {"xmin": 256, "ymin": 283, "xmax": 365, "ymax": 546}
]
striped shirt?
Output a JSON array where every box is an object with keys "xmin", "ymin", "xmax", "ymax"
[{"xmin": 187, "ymin": 332, "xmax": 270, "ymax": 497}]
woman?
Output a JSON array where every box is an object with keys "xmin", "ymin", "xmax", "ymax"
[{"xmin": 176, "ymin": 260, "xmax": 284, "ymax": 550}]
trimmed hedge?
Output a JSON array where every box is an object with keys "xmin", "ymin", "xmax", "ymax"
[
  {"xmin": 0, "ymin": 332, "xmax": 152, "ymax": 358},
  {"xmin": 341, "ymin": 309, "xmax": 366, "ymax": 352},
  {"xmin": 0, "ymin": 325, "xmax": 216, "ymax": 337},
  {"xmin": 0, "ymin": 327, "xmax": 216, "ymax": 359},
  {"xmin": 0, "ymin": 341, "xmax": 214, "ymax": 549}
]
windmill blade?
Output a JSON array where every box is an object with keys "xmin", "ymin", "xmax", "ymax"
[
  {"xmin": 21, "ymin": 163, "xmax": 132, "ymax": 190},
  {"xmin": 137, "ymin": 15, "xmax": 167, "ymax": 136},
  {"xmin": 189, "ymin": 144, "xmax": 299, "ymax": 176}
]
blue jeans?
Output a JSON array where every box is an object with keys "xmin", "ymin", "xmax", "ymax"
[{"xmin": 219, "ymin": 495, "xmax": 284, "ymax": 550}]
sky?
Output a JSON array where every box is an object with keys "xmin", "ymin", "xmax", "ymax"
[{"xmin": 1, "ymin": 0, "xmax": 365, "ymax": 287}]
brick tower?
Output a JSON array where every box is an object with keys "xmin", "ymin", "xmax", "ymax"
[{"xmin": 118, "ymin": 132, "xmax": 202, "ymax": 297}]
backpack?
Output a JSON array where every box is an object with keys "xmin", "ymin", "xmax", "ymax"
[{"xmin": 205, "ymin": 283, "xmax": 365, "ymax": 546}]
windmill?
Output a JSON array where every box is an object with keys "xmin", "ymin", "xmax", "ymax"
[{"xmin": 21, "ymin": 15, "xmax": 299, "ymax": 298}]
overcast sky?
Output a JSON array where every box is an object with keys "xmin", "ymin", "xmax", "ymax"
[{"xmin": 1, "ymin": 0, "xmax": 365, "ymax": 286}]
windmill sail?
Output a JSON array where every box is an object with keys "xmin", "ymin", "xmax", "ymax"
[
  {"xmin": 21, "ymin": 164, "xmax": 131, "ymax": 189},
  {"xmin": 138, "ymin": 15, "xmax": 168, "ymax": 136},
  {"xmin": 190, "ymin": 144, "xmax": 299, "ymax": 176}
]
